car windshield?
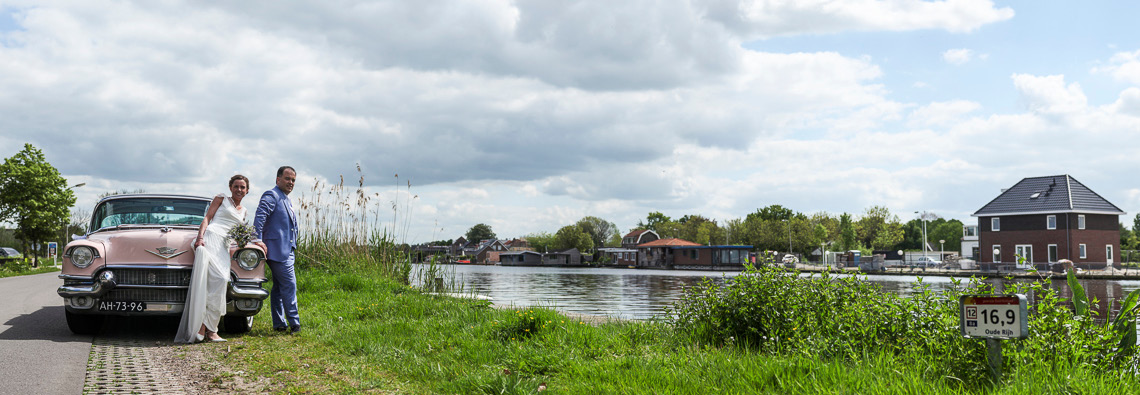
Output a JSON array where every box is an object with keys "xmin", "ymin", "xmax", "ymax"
[{"xmin": 91, "ymin": 197, "xmax": 209, "ymax": 230}]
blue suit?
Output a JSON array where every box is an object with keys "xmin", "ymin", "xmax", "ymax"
[{"xmin": 253, "ymin": 186, "xmax": 300, "ymax": 329}]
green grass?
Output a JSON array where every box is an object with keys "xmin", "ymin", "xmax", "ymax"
[
  {"xmin": 214, "ymin": 265, "xmax": 1140, "ymax": 394},
  {"xmin": 0, "ymin": 261, "xmax": 59, "ymax": 278}
]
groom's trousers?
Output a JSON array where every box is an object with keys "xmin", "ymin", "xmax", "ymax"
[{"xmin": 267, "ymin": 253, "xmax": 301, "ymax": 328}]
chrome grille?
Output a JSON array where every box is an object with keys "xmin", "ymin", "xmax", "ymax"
[
  {"xmin": 105, "ymin": 288, "xmax": 186, "ymax": 303},
  {"xmin": 108, "ymin": 268, "xmax": 192, "ymax": 287}
]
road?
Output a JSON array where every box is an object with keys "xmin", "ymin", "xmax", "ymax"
[{"xmin": 0, "ymin": 271, "xmax": 90, "ymax": 395}]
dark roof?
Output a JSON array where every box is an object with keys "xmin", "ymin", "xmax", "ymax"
[
  {"xmin": 972, "ymin": 175, "xmax": 1124, "ymax": 217},
  {"xmin": 623, "ymin": 229, "xmax": 649, "ymax": 238}
]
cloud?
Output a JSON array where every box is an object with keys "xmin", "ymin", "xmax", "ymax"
[
  {"xmin": 943, "ymin": 48, "xmax": 973, "ymax": 65},
  {"xmin": 719, "ymin": 0, "xmax": 1014, "ymax": 38},
  {"xmin": 1093, "ymin": 49, "xmax": 1140, "ymax": 85}
]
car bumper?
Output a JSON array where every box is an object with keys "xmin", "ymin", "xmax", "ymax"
[{"xmin": 59, "ymin": 273, "xmax": 267, "ymax": 316}]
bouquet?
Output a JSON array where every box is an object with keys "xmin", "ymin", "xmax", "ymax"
[{"xmin": 227, "ymin": 222, "xmax": 255, "ymax": 247}]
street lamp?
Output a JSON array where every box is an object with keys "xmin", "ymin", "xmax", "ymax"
[
  {"xmin": 783, "ymin": 219, "xmax": 791, "ymax": 256},
  {"xmin": 940, "ymin": 239, "xmax": 945, "ymax": 262},
  {"xmin": 59, "ymin": 183, "xmax": 86, "ymax": 265},
  {"xmin": 914, "ymin": 211, "xmax": 928, "ymax": 262}
]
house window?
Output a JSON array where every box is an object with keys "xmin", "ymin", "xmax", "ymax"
[
  {"xmin": 1047, "ymin": 215, "xmax": 1056, "ymax": 230},
  {"xmin": 690, "ymin": 250, "xmax": 698, "ymax": 260},
  {"xmin": 992, "ymin": 218, "xmax": 1000, "ymax": 231},
  {"xmin": 1078, "ymin": 215, "xmax": 1086, "ymax": 230},
  {"xmin": 1107, "ymin": 245, "xmax": 1114, "ymax": 263},
  {"xmin": 1079, "ymin": 244, "xmax": 1087, "ymax": 259},
  {"xmin": 1048, "ymin": 245, "xmax": 1058, "ymax": 263},
  {"xmin": 992, "ymin": 245, "xmax": 1001, "ymax": 263}
]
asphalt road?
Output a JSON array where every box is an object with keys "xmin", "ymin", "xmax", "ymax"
[{"xmin": 0, "ymin": 271, "xmax": 90, "ymax": 395}]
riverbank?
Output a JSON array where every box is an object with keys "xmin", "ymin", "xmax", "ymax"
[
  {"xmin": 196, "ymin": 265, "xmax": 1138, "ymax": 393},
  {"xmin": 790, "ymin": 263, "xmax": 1140, "ymax": 280}
]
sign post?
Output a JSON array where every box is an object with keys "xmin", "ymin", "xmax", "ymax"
[
  {"xmin": 960, "ymin": 294, "xmax": 1028, "ymax": 380},
  {"xmin": 48, "ymin": 242, "xmax": 58, "ymax": 266}
]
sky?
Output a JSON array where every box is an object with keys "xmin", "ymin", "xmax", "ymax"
[{"xmin": 2, "ymin": 0, "xmax": 1140, "ymax": 244}]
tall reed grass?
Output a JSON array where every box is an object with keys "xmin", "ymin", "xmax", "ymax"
[{"xmin": 293, "ymin": 166, "xmax": 413, "ymax": 283}]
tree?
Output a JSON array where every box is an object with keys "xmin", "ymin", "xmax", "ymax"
[
  {"xmin": 552, "ymin": 225, "xmax": 593, "ymax": 252},
  {"xmin": 838, "ymin": 213, "xmax": 857, "ymax": 251},
  {"xmin": 576, "ymin": 216, "xmax": 619, "ymax": 250},
  {"xmin": 524, "ymin": 231, "xmax": 555, "ymax": 253},
  {"xmin": 638, "ymin": 212, "xmax": 673, "ymax": 234},
  {"xmin": 464, "ymin": 223, "xmax": 496, "ymax": 242},
  {"xmin": 0, "ymin": 144, "xmax": 77, "ymax": 266}
]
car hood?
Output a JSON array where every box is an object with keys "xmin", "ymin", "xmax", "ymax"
[{"xmin": 87, "ymin": 227, "xmax": 198, "ymax": 266}]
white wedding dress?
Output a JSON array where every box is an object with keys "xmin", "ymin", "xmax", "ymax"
[{"xmin": 175, "ymin": 194, "xmax": 246, "ymax": 343}]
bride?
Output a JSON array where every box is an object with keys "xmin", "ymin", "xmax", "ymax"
[{"xmin": 175, "ymin": 175, "xmax": 249, "ymax": 343}]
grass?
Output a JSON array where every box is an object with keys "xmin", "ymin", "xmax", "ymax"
[
  {"xmin": 0, "ymin": 260, "xmax": 60, "ymax": 278},
  {"xmin": 209, "ymin": 264, "xmax": 1139, "ymax": 394},
  {"xmin": 206, "ymin": 170, "xmax": 1140, "ymax": 393}
]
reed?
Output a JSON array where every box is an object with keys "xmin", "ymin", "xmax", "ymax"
[{"xmin": 293, "ymin": 166, "xmax": 412, "ymax": 283}]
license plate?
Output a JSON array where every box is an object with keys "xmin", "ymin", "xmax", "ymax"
[{"xmin": 98, "ymin": 301, "xmax": 147, "ymax": 312}]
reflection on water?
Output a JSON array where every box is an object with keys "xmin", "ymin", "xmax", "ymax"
[{"xmin": 414, "ymin": 264, "xmax": 1140, "ymax": 320}]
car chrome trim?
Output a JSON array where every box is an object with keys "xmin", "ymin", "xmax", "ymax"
[
  {"xmin": 228, "ymin": 282, "xmax": 269, "ymax": 300},
  {"xmin": 115, "ymin": 284, "xmax": 189, "ymax": 290},
  {"xmin": 105, "ymin": 265, "xmax": 193, "ymax": 270},
  {"xmin": 146, "ymin": 247, "xmax": 188, "ymax": 260},
  {"xmin": 57, "ymin": 271, "xmax": 116, "ymax": 298}
]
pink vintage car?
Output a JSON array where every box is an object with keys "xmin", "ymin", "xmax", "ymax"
[{"xmin": 57, "ymin": 194, "xmax": 268, "ymax": 335}]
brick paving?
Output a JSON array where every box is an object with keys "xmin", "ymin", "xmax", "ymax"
[{"xmin": 83, "ymin": 336, "xmax": 188, "ymax": 394}]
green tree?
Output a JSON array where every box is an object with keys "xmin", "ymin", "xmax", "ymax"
[
  {"xmin": 576, "ymin": 216, "xmax": 619, "ymax": 249},
  {"xmin": 0, "ymin": 144, "xmax": 77, "ymax": 266},
  {"xmin": 552, "ymin": 225, "xmax": 594, "ymax": 252},
  {"xmin": 838, "ymin": 213, "xmax": 857, "ymax": 251},
  {"xmin": 523, "ymin": 231, "xmax": 554, "ymax": 253},
  {"xmin": 464, "ymin": 223, "xmax": 496, "ymax": 242},
  {"xmin": 638, "ymin": 212, "xmax": 673, "ymax": 234}
]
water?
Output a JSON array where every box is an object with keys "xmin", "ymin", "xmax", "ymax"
[{"xmin": 413, "ymin": 264, "xmax": 1140, "ymax": 320}]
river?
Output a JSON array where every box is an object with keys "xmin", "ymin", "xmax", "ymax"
[{"xmin": 413, "ymin": 264, "xmax": 1140, "ymax": 320}]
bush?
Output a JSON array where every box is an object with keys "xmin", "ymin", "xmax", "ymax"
[{"xmin": 667, "ymin": 265, "xmax": 1140, "ymax": 388}]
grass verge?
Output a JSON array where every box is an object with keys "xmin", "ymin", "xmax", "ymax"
[
  {"xmin": 0, "ymin": 262, "xmax": 59, "ymax": 278},
  {"xmin": 213, "ymin": 265, "xmax": 1139, "ymax": 394}
]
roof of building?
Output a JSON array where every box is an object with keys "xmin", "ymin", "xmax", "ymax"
[
  {"xmin": 637, "ymin": 238, "xmax": 701, "ymax": 247},
  {"xmin": 671, "ymin": 245, "xmax": 754, "ymax": 249},
  {"xmin": 972, "ymin": 175, "xmax": 1125, "ymax": 217},
  {"xmin": 623, "ymin": 229, "xmax": 650, "ymax": 238}
]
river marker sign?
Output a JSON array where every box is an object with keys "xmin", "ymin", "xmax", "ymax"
[{"xmin": 959, "ymin": 294, "xmax": 1029, "ymax": 340}]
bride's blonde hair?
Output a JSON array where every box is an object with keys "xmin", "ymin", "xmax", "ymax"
[{"xmin": 229, "ymin": 174, "xmax": 249, "ymax": 187}]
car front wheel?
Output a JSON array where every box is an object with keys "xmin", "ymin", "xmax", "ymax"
[
  {"xmin": 223, "ymin": 315, "xmax": 253, "ymax": 333},
  {"xmin": 65, "ymin": 310, "xmax": 104, "ymax": 335}
]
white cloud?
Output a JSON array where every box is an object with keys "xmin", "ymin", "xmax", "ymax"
[
  {"xmin": 727, "ymin": 0, "xmax": 1014, "ymax": 38},
  {"xmin": 943, "ymin": 48, "xmax": 973, "ymax": 65},
  {"xmin": 908, "ymin": 100, "xmax": 981, "ymax": 127},
  {"xmin": 8, "ymin": 1, "xmax": 1140, "ymax": 242},
  {"xmin": 1093, "ymin": 50, "xmax": 1140, "ymax": 85}
]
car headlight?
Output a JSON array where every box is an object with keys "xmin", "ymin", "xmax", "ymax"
[
  {"xmin": 70, "ymin": 246, "xmax": 95, "ymax": 268},
  {"xmin": 236, "ymin": 249, "xmax": 262, "ymax": 270}
]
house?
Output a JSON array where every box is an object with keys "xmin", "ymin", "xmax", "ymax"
[
  {"xmin": 598, "ymin": 247, "xmax": 639, "ymax": 266},
  {"xmin": 503, "ymin": 238, "xmax": 533, "ymax": 251},
  {"xmin": 621, "ymin": 229, "xmax": 659, "ymax": 249},
  {"xmin": 972, "ymin": 175, "xmax": 1124, "ymax": 270},
  {"xmin": 543, "ymin": 248, "xmax": 583, "ymax": 266},
  {"xmin": 472, "ymin": 239, "xmax": 509, "ymax": 264},
  {"xmin": 449, "ymin": 237, "xmax": 468, "ymax": 257},
  {"xmin": 636, "ymin": 238, "xmax": 701, "ymax": 268},
  {"xmin": 961, "ymin": 224, "xmax": 979, "ymax": 260},
  {"xmin": 500, "ymin": 250, "xmax": 543, "ymax": 266},
  {"xmin": 671, "ymin": 245, "xmax": 754, "ymax": 270}
]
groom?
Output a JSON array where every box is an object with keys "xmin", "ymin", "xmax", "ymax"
[{"xmin": 254, "ymin": 166, "xmax": 301, "ymax": 333}]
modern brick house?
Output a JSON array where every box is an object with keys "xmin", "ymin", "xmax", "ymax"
[{"xmin": 972, "ymin": 175, "xmax": 1124, "ymax": 270}]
